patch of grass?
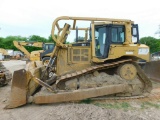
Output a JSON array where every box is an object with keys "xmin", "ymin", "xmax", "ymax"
[
  {"xmin": 121, "ymin": 102, "xmax": 131, "ymax": 109},
  {"xmin": 80, "ymin": 98, "xmax": 93, "ymax": 104},
  {"xmin": 141, "ymin": 102, "xmax": 160, "ymax": 109},
  {"xmin": 94, "ymin": 102, "xmax": 132, "ymax": 110}
]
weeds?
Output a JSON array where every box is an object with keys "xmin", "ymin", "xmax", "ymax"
[
  {"xmin": 80, "ymin": 99, "xmax": 160, "ymax": 110},
  {"xmin": 141, "ymin": 102, "xmax": 160, "ymax": 109},
  {"xmin": 94, "ymin": 102, "xmax": 132, "ymax": 110}
]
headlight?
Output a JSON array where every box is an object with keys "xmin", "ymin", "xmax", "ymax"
[{"xmin": 138, "ymin": 48, "xmax": 149, "ymax": 55}]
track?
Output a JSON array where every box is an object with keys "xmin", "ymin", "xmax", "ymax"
[
  {"xmin": 92, "ymin": 82, "xmax": 160, "ymax": 103},
  {"xmin": 56, "ymin": 59, "xmax": 152, "ymax": 96}
]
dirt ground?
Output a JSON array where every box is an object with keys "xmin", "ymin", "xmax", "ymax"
[{"xmin": 0, "ymin": 60, "xmax": 160, "ymax": 120}]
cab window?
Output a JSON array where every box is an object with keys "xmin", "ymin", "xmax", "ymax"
[{"xmin": 111, "ymin": 26, "xmax": 125, "ymax": 43}]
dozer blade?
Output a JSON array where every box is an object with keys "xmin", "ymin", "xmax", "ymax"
[
  {"xmin": 5, "ymin": 69, "xmax": 28, "ymax": 109},
  {"xmin": 31, "ymin": 84, "xmax": 128, "ymax": 104},
  {"xmin": 142, "ymin": 60, "xmax": 160, "ymax": 82}
]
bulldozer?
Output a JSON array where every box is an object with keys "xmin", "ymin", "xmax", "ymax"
[
  {"xmin": 0, "ymin": 62, "xmax": 12, "ymax": 87},
  {"xmin": 13, "ymin": 41, "xmax": 54, "ymax": 64},
  {"xmin": 6, "ymin": 16, "xmax": 155, "ymax": 109}
]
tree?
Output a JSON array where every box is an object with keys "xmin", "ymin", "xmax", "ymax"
[
  {"xmin": 28, "ymin": 35, "xmax": 47, "ymax": 42},
  {"xmin": 0, "ymin": 36, "xmax": 27, "ymax": 50},
  {"xmin": 0, "ymin": 35, "xmax": 58, "ymax": 53},
  {"xmin": 0, "ymin": 37, "xmax": 5, "ymax": 48},
  {"xmin": 48, "ymin": 34, "xmax": 57, "ymax": 44},
  {"xmin": 140, "ymin": 36, "xmax": 160, "ymax": 53}
]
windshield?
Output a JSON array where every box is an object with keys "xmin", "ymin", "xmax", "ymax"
[{"xmin": 43, "ymin": 44, "xmax": 54, "ymax": 51}]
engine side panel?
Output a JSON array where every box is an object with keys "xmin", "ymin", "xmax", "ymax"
[{"xmin": 56, "ymin": 47, "xmax": 91, "ymax": 76}]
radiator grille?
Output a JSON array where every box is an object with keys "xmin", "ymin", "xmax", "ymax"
[
  {"xmin": 73, "ymin": 49, "xmax": 80, "ymax": 54},
  {"xmin": 71, "ymin": 48, "xmax": 89, "ymax": 63},
  {"xmin": 73, "ymin": 56, "xmax": 80, "ymax": 61},
  {"xmin": 81, "ymin": 49, "xmax": 88, "ymax": 54}
]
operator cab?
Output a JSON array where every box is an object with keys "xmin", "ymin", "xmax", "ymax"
[
  {"xmin": 71, "ymin": 21, "xmax": 139, "ymax": 59},
  {"xmin": 43, "ymin": 43, "xmax": 54, "ymax": 51},
  {"xmin": 93, "ymin": 24, "xmax": 139, "ymax": 58},
  {"xmin": 40, "ymin": 43, "xmax": 55, "ymax": 61}
]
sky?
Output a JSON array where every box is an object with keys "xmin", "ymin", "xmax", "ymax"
[{"xmin": 0, "ymin": 0, "xmax": 160, "ymax": 41}]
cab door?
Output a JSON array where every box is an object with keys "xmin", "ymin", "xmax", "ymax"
[{"xmin": 94, "ymin": 25, "xmax": 108, "ymax": 58}]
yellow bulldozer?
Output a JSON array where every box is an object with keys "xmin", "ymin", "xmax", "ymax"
[
  {"xmin": 13, "ymin": 41, "xmax": 54, "ymax": 63},
  {"xmin": 6, "ymin": 16, "xmax": 158, "ymax": 108}
]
